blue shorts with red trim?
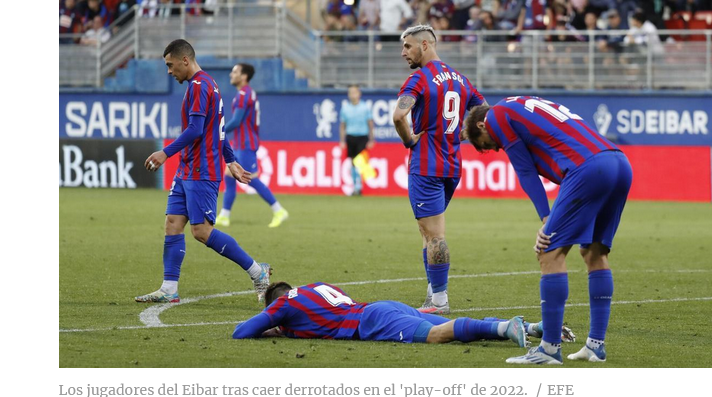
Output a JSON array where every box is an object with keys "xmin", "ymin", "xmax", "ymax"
[
  {"xmin": 356, "ymin": 301, "xmax": 450, "ymax": 343},
  {"xmin": 544, "ymin": 150, "xmax": 632, "ymax": 252},
  {"xmin": 166, "ymin": 178, "xmax": 219, "ymax": 225},
  {"xmin": 235, "ymin": 149, "xmax": 259, "ymax": 174},
  {"xmin": 408, "ymin": 174, "xmax": 460, "ymax": 219}
]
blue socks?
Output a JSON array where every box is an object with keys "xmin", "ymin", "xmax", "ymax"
[
  {"xmin": 422, "ymin": 248, "xmax": 431, "ymax": 285},
  {"xmin": 206, "ymin": 228, "xmax": 254, "ymax": 271},
  {"xmin": 163, "ymin": 234, "xmax": 186, "ymax": 281},
  {"xmin": 453, "ymin": 318, "xmax": 500, "ymax": 342},
  {"xmin": 540, "ymin": 273, "xmax": 569, "ymax": 345},
  {"xmin": 248, "ymin": 179, "xmax": 277, "ymax": 206},
  {"xmin": 222, "ymin": 176, "xmax": 277, "ymax": 211},
  {"xmin": 223, "ymin": 175, "xmax": 237, "ymax": 210},
  {"xmin": 428, "ymin": 263, "xmax": 450, "ymax": 293},
  {"xmin": 588, "ymin": 269, "xmax": 613, "ymax": 341}
]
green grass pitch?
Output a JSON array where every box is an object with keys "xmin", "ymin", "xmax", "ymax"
[{"xmin": 59, "ymin": 188, "xmax": 712, "ymax": 367}]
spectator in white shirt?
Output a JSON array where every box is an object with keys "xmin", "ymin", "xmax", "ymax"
[
  {"xmin": 624, "ymin": 11, "xmax": 663, "ymax": 56},
  {"xmin": 379, "ymin": 0, "xmax": 414, "ymax": 41}
]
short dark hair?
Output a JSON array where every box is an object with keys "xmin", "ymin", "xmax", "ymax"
[
  {"xmin": 163, "ymin": 39, "xmax": 195, "ymax": 60},
  {"xmin": 238, "ymin": 63, "xmax": 255, "ymax": 82},
  {"xmin": 632, "ymin": 11, "xmax": 646, "ymax": 24},
  {"xmin": 264, "ymin": 282, "xmax": 292, "ymax": 307},
  {"xmin": 462, "ymin": 105, "xmax": 491, "ymax": 153}
]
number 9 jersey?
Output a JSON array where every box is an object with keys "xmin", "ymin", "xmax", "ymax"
[{"xmin": 398, "ymin": 60, "xmax": 486, "ymax": 178}]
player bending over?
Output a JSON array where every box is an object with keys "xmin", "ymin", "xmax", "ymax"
[{"xmin": 462, "ymin": 96, "xmax": 631, "ymax": 364}]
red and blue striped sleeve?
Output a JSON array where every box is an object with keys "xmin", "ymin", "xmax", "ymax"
[
  {"xmin": 466, "ymin": 80, "xmax": 486, "ymax": 110},
  {"xmin": 232, "ymin": 296, "xmax": 289, "ymax": 339},
  {"xmin": 505, "ymin": 141, "xmax": 551, "ymax": 220},
  {"xmin": 398, "ymin": 72, "xmax": 423, "ymax": 99},
  {"xmin": 189, "ymin": 81, "xmax": 208, "ymax": 117},
  {"xmin": 486, "ymin": 106, "xmax": 520, "ymax": 149}
]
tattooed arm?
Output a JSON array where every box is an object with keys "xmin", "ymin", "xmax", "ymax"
[{"xmin": 393, "ymin": 95, "xmax": 422, "ymax": 148}]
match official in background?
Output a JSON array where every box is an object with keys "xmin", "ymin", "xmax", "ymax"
[
  {"xmin": 216, "ymin": 63, "xmax": 289, "ymax": 228},
  {"xmin": 138, "ymin": 41, "xmax": 271, "ymax": 303},
  {"xmin": 462, "ymin": 96, "xmax": 631, "ymax": 365},
  {"xmin": 393, "ymin": 25, "xmax": 487, "ymax": 314},
  {"xmin": 339, "ymin": 84, "xmax": 375, "ymax": 196}
]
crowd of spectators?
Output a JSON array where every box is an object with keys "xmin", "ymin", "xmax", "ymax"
[
  {"xmin": 59, "ymin": 0, "xmax": 219, "ymax": 45},
  {"xmin": 320, "ymin": 0, "xmax": 712, "ymax": 43}
]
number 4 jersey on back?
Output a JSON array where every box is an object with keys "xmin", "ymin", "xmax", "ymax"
[
  {"xmin": 398, "ymin": 60, "xmax": 486, "ymax": 178},
  {"xmin": 263, "ymin": 282, "xmax": 368, "ymax": 340}
]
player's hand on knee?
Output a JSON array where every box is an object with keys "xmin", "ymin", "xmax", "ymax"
[
  {"xmin": 227, "ymin": 161, "xmax": 252, "ymax": 184},
  {"xmin": 534, "ymin": 226, "xmax": 554, "ymax": 254}
]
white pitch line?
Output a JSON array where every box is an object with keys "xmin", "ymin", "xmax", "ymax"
[
  {"xmin": 60, "ymin": 296, "xmax": 712, "ymax": 333},
  {"xmin": 138, "ymin": 270, "xmax": 544, "ymax": 328}
]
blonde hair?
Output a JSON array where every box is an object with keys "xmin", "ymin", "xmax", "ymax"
[{"xmin": 400, "ymin": 24, "xmax": 437, "ymax": 44}]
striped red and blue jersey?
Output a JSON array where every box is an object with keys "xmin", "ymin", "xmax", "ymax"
[
  {"xmin": 398, "ymin": 60, "xmax": 486, "ymax": 178},
  {"xmin": 485, "ymin": 96, "xmax": 619, "ymax": 184},
  {"xmin": 176, "ymin": 70, "xmax": 225, "ymax": 182},
  {"xmin": 263, "ymin": 282, "xmax": 368, "ymax": 340},
  {"xmin": 230, "ymin": 85, "xmax": 260, "ymax": 151}
]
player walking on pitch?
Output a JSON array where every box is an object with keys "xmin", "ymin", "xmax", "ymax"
[
  {"xmin": 215, "ymin": 63, "xmax": 288, "ymax": 228},
  {"xmin": 462, "ymin": 96, "xmax": 632, "ymax": 364},
  {"xmin": 392, "ymin": 25, "xmax": 487, "ymax": 314},
  {"xmin": 137, "ymin": 40, "xmax": 271, "ymax": 303}
]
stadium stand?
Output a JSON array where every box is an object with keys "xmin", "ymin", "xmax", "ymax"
[{"xmin": 59, "ymin": 0, "xmax": 712, "ymax": 91}]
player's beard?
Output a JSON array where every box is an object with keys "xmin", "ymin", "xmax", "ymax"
[{"xmin": 409, "ymin": 49, "xmax": 423, "ymax": 69}]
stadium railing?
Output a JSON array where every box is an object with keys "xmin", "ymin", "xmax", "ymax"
[
  {"xmin": 316, "ymin": 29, "xmax": 712, "ymax": 91},
  {"xmin": 59, "ymin": 3, "xmax": 712, "ymax": 91}
]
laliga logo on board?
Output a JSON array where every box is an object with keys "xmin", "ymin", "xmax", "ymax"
[
  {"xmin": 313, "ymin": 99, "xmax": 338, "ymax": 138},
  {"xmin": 593, "ymin": 104, "xmax": 612, "ymax": 136}
]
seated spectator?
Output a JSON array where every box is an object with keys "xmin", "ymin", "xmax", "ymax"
[
  {"xmin": 479, "ymin": 10, "xmax": 507, "ymax": 42},
  {"xmin": 437, "ymin": 14, "xmax": 462, "ymax": 42},
  {"xmin": 464, "ymin": 4, "xmax": 482, "ymax": 42},
  {"xmin": 60, "ymin": 0, "xmax": 83, "ymax": 43},
  {"xmin": 598, "ymin": 9, "xmax": 625, "ymax": 54},
  {"xmin": 341, "ymin": 14, "xmax": 363, "ymax": 42},
  {"xmin": 80, "ymin": 15, "xmax": 112, "ymax": 46},
  {"xmin": 624, "ymin": 11, "xmax": 664, "ymax": 56},
  {"xmin": 579, "ymin": 11, "xmax": 605, "ymax": 42},
  {"xmin": 358, "ymin": 0, "xmax": 381, "ymax": 30},
  {"xmin": 80, "ymin": 0, "xmax": 110, "ymax": 30},
  {"xmin": 549, "ymin": 18, "xmax": 578, "ymax": 43}
]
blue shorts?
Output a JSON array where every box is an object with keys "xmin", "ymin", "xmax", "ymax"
[
  {"xmin": 408, "ymin": 174, "xmax": 460, "ymax": 219},
  {"xmin": 544, "ymin": 150, "xmax": 632, "ymax": 252},
  {"xmin": 166, "ymin": 178, "xmax": 220, "ymax": 225},
  {"xmin": 357, "ymin": 301, "xmax": 450, "ymax": 343},
  {"xmin": 235, "ymin": 149, "xmax": 258, "ymax": 173}
]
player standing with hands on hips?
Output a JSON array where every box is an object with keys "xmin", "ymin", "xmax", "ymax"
[
  {"xmin": 138, "ymin": 40, "xmax": 271, "ymax": 303},
  {"xmin": 392, "ymin": 25, "xmax": 487, "ymax": 314},
  {"xmin": 461, "ymin": 96, "xmax": 632, "ymax": 364}
]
